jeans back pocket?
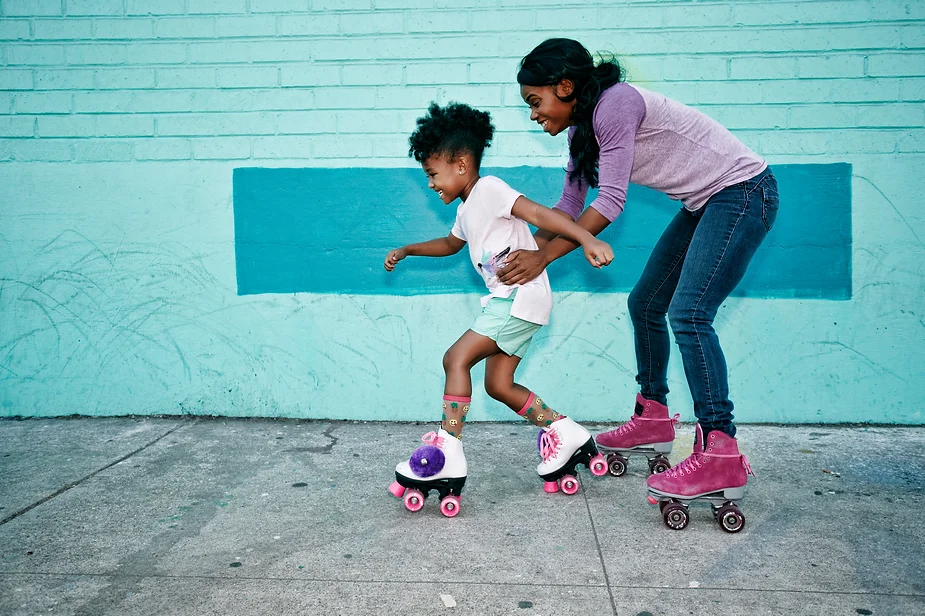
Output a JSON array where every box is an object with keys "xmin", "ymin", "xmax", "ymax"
[{"xmin": 760, "ymin": 174, "xmax": 780, "ymax": 232}]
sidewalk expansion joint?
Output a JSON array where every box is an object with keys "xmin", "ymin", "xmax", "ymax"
[
  {"xmin": 580, "ymin": 475, "xmax": 619, "ymax": 616},
  {"xmin": 0, "ymin": 422, "xmax": 188, "ymax": 527}
]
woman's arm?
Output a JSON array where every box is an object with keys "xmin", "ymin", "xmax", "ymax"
[
  {"xmin": 498, "ymin": 207, "xmax": 611, "ymax": 284},
  {"xmin": 499, "ymin": 87, "xmax": 644, "ymax": 284},
  {"xmin": 384, "ymin": 233, "xmax": 466, "ymax": 271},
  {"xmin": 511, "ymin": 196, "xmax": 613, "ymax": 268}
]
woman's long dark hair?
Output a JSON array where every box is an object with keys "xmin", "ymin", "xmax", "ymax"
[{"xmin": 517, "ymin": 38, "xmax": 622, "ymax": 189}]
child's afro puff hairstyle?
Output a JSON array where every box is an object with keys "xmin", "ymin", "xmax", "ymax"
[{"xmin": 408, "ymin": 102, "xmax": 494, "ymax": 169}]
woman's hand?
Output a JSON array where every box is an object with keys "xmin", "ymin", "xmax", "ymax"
[
  {"xmin": 583, "ymin": 238, "xmax": 614, "ymax": 269},
  {"xmin": 384, "ymin": 247, "xmax": 407, "ymax": 272},
  {"xmin": 497, "ymin": 248, "xmax": 549, "ymax": 285}
]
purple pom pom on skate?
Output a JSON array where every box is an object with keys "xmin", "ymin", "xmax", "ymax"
[{"xmin": 410, "ymin": 445, "xmax": 445, "ymax": 477}]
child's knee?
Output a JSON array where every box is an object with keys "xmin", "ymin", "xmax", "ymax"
[
  {"xmin": 442, "ymin": 348, "xmax": 461, "ymax": 373},
  {"xmin": 484, "ymin": 375, "xmax": 513, "ymax": 401}
]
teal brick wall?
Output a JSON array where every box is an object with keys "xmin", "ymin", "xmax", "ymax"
[{"xmin": 1, "ymin": 0, "xmax": 923, "ymax": 423}]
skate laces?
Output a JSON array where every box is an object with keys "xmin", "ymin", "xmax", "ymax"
[
  {"xmin": 601, "ymin": 414, "xmax": 638, "ymax": 437},
  {"xmin": 604, "ymin": 412, "xmax": 680, "ymax": 437},
  {"xmin": 421, "ymin": 431, "xmax": 445, "ymax": 449},
  {"xmin": 702, "ymin": 450, "xmax": 756, "ymax": 477},
  {"xmin": 666, "ymin": 451, "xmax": 704, "ymax": 478},
  {"xmin": 539, "ymin": 429, "xmax": 561, "ymax": 462}
]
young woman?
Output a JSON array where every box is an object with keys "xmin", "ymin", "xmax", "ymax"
[{"xmin": 504, "ymin": 38, "xmax": 775, "ymax": 525}]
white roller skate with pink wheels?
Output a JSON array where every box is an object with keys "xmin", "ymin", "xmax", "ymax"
[
  {"xmin": 646, "ymin": 423, "xmax": 755, "ymax": 533},
  {"xmin": 536, "ymin": 417, "xmax": 608, "ymax": 495},
  {"xmin": 388, "ymin": 429, "xmax": 467, "ymax": 518}
]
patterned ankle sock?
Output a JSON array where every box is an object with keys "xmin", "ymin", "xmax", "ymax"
[
  {"xmin": 516, "ymin": 392, "xmax": 563, "ymax": 428},
  {"xmin": 442, "ymin": 395, "xmax": 471, "ymax": 439}
]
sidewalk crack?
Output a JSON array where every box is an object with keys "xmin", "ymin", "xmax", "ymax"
[{"xmin": 0, "ymin": 421, "xmax": 187, "ymax": 526}]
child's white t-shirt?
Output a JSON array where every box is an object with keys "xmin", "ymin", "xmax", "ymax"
[{"xmin": 450, "ymin": 175, "xmax": 553, "ymax": 326}]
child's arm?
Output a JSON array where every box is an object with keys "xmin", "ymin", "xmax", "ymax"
[
  {"xmin": 384, "ymin": 233, "xmax": 466, "ymax": 271},
  {"xmin": 511, "ymin": 196, "xmax": 614, "ymax": 269}
]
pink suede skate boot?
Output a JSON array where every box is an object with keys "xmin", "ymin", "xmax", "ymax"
[
  {"xmin": 646, "ymin": 423, "xmax": 753, "ymax": 500},
  {"xmin": 595, "ymin": 394, "xmax": 680, "ymax": 476}
]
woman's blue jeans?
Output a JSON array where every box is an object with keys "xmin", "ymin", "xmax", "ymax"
[{"xmin": 628, "ymin": 168, "xmax": 779, "ymax": 437}]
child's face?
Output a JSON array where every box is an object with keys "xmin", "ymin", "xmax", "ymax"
[
  {"xmin": 422, "ymin": 154, "xmax": 468, "ymax": 204},
  {"xmin": 520, "ymin": 80, "xmax": 576, "ymax": 137}
]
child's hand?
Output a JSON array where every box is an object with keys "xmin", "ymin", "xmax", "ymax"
[
  {"xmin": 583, "ymin": 239, "xmax": 614, "ymax": 269},
  {"xmin": 384, "ymin": 247, "xmax": 408, "ymax": 272}
]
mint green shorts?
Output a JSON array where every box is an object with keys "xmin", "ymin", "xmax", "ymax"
[{"xmin": 471, "ymin": 294, "xmax": 542, "ymax": 358}]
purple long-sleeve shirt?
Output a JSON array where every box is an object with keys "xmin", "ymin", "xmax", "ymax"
[{"xmin": 555, "ymin": 83, "xmax": 767, "ymax": 222}]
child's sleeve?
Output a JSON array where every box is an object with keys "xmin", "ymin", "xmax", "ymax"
[
  {"xmin": 492, "ymin": 178, "xmax": 524, "ymax": 219},
  {"xmin": 451, "ymin": 217, "xmax": 466, "ymax": 241}
]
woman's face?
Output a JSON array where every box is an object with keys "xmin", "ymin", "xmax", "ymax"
[{"xmin": 520, "ymin": 80, "xmax": 576, "ymax": 137}]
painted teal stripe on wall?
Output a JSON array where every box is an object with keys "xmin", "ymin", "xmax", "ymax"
[{"xmin": 233, "ymin": 163, "xmax": 851, "ymax": 299}]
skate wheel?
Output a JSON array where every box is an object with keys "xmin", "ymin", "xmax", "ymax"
[
  {"xmin": 403, "ymin": 488, "xmax": 425, "ymax": 512},
  {"xmin": 606, "ymin": 453, "xmax": 627, "ymax": 477},
  {"xmin": 560, "ymin": 475, "xmax": 580, "ymax": 495},
  {"xmin": 388, "ymin": 481, "xmax": 406, "ymax": 499},
  {"xmin": 440, "ymin": 495, "xmax": 461, "ymax": 518},
  {"xmin": 589, "ymin": 454, "xmax": 608, "ymax": 477},
  {"xmin": 662, "ymin": 502, "xmax": 689, "ymax": 530},
  {"xmin": 649, "ymin": 457, "xmax": 671, "ymax": 475},
  {"xmin": 543, "ymin": 481, "xmax": 559, "ymax": 494},
  {"xmin": 716, "ymin": 504, "xmax": 745, "ymax": 533}
]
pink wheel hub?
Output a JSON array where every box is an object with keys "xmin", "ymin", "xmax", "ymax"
[
  {"xmin": 403, "ymin": 488, "xmax": 425, "ymax": 512},
  {"xmin": 440, "ymin": 495, "xmax": 461, "ymax": 518},
  {"xmin": 560, "ymin": 475, "xmax": 580, "ymax": 495},
  {"xmin": 589, "ymin": 454, "xmax": 608, "ymax": 477}
]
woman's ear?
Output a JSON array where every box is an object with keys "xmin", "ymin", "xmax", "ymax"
[
  {"xmin": 556, "ymin": 79, "xmax": 575, "ymax": 98},
  {"xmin": 457, "ymin": 156, "xmax": 468, "ymax": 175}
]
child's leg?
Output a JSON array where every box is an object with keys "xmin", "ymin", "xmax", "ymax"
[
  {"xmin": 441, "ymin": 330, "xmax": 500, "ymax": 438},
  {"xmin": 484, "ymin": 353, "xmax": 563, "ymax": 428}
]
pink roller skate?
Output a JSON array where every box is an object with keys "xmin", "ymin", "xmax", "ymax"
[
  {"xmin": 595, "ymin": 394, "xmax": 680, "ymax": 477},
  {"xmin": 388, "ymin": 429, "xmax": 467, "ymax": 518},
  {"xmin": 646, "ymin": 423, "xmax": 755, "ymax": 533},
  {"xmin": 537, "ymin": 417, "xmax": 607, "ymax": 495}
]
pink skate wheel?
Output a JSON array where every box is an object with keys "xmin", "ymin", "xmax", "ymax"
[
  {"xmin": 560, "ymin": 475, "xmax": 580, "ymax": 495},
  {"xmin": 543, "ymin": 481, "xmax": 559, "ymax": 494},
  {"xmin": 388, "ymin": 481, "xmax": 406, "ymax": 499},
  {"xmin": 403, "ymin": 488, "xmax": 424, "ymax": 512},
  {"xmin": 589, "ymin": 454, "xmax": 608, "ymax": 477},
  {"xmin": 647, "ymin": 495, "xmax": 659, "ymax": 505},
  {"xmin": 440, "ymin": 495, "xmax": 461, "ymax": 518}
]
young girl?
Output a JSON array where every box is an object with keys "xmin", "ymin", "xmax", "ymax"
[
  {"xmin": 384, "ymin": 102, "xmax": 613, "ymax": 517},
  {"xmin": 502, "ymin": 38, "xmax": 769, "ymax": 530}
]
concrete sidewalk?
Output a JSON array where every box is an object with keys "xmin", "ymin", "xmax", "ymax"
[{"xmin": 0, "ymin": 418, "xmax": 923, "ymax": 616}]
